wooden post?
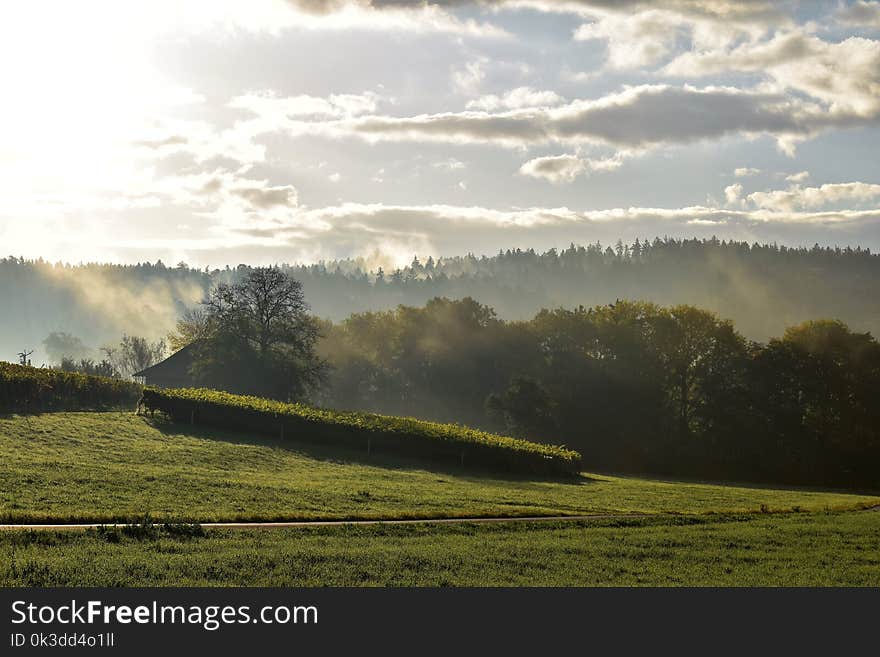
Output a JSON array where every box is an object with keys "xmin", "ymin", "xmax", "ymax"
[
  {"xmin": 367, "ymin": 438, "xmax": 371, "ymax": 456},
  {"xmin": 190, "ymin": 409, "xmax": 195, "ymax": 425},
  {"xmin": 280, "ymin": 424, "xmax": 284, "ymax": 440},
  {"xmin": 460, "ymin": 450, "xmax": 465, "ymax": 466}
]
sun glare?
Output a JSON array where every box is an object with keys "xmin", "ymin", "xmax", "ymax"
[{"xmin": 0, "ymin": 3, "xmax": 194, "ymax": 215}]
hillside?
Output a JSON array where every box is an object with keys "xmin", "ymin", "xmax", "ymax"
[
  {"xmin": 0, "ymin": 412, "xmax": 875, "ymax": 523},
  {"xmin": 4, "ymin": 240, "xmax": 880, "ymax": 366}
]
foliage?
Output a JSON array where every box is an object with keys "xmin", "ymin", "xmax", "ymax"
[
  {"xmin": 0, "ymin": 363, "xmax": 141, "ymax": 413},
  {"xmin": 175, "ymin": 267, "xmax": 326, "ymax": 401},
  {"xmin": 42, "ymin": 331, "xmax": 90, "ymax": 363},
  {"xmin": 486, "ymin": 376, "xmax": 557, "ymax": 441},
  {"xmin": 140, "ymin": 387, "xmax": 581, "ymax": 476},
  {"xmin": 319, "ymin": 298, "xmax": 880, "ymax": 487},
  {"xmin": 102, "ymin": 334, "xmax": 167, "ymax": 377},
  {"xmin": 1, "ymin": 412, "xmax": 871, "ymax": 524},
  {"xmin": 5, "ymin": 238, "xmax": 880, "ymax": 368},
  {"xmin": 59, "ymin": 357, "xmax": 119, "ymax": 378}
]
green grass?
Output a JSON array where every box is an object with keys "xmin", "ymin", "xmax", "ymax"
[
  {"xmin": 0, "ymin": 412, "xmax": 876, "ymax": 522},
  {"xmin": 142, "ymin": 386, "xmax": 580, "ymax": 474},
  {"xmin": 2, "ymin": 512, "xmax": 879, "ymax": 586}
]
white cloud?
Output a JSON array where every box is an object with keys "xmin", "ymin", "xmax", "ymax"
[
  {"xmin": 748, "ymin": 182, "xmax": 880, "ymax": 212},
  {"xmin": 519, "ymin": 154, "xmax": 587, "ymax": 183},
  {"xmin": 519, "ymin": 150, "xmax": 628, "ymax": 183},
  {"xmin": 452, "ymin": 60, "xmax": 487, "ymax": 96},
  {"xmin": 724, "ymin": 183, "xmax": 744, "ymax": 205},
  {"xmin": 574, "ymin": 9, "xmax": 688, "ymax": 69},
  {"xmin": 664, "ymin": 32, "xmax": 880, "ymax": 119},
  {"xmin": 735, "ymin": 167, "xmax": 761, "ymax": 177},
  {"xmin": 785, "ymin": 170, "xmax": 809, "ymax": 183},
  {"xmin": 467, "ymin": 87, "xmax": 564, "ymax": 111},
  {"xmin": 229, "ymin": 90, "xmax": 380, "ymax": 119}
]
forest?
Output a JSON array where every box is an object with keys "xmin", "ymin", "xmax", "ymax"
[
  {"xmin": 316, "ymin": 298, "xmax": 880, "ymax": 488},
  {"xmin": 3, "ymin": 240, "xmax": 880, "ymax": 488},
  {"xmin": 2, "ymin": 238, "xmax": 880, "ymax": 365}
]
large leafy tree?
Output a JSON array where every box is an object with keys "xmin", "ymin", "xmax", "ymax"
[{"xmin": 184, "ymin": 268, "xmax": 326, "ymax": 401}]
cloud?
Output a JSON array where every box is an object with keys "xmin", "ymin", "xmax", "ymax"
[
  {"xmin": 192, "ymin": 200, "xmax": 880, "ymax": 268},
  {"xmin": 133, "ymin": 135, "xmax": 190, "ymax": 149},
  {"xmin": 287, "ymin": 0, "xmax": 783, "ymax": 25},
  {"xmin": 467, "ymin": 87, "xmax": 565, "ymax": 111},
  {"xmin": 734, "ymin": 167, "xmax": 761, "ymax": 177},
  {"xmin": 519, "ymin": 154, "xmax": 587, "ymax": 183},
  {"xmin": 452, "ymin": 60, "xmax": 487, "ymax": 95},
  {"xmin": 265, "ymin": 0, "xmax": 513, "ymax": 37},
  {"xmin": 10, "ymin": 197, "xmax": 880, "ymax": 271},
  {"xmin": 230, "ymin": 184, "xmax": 299, "ymax": 209},
  {"xmin": 229, "ymin": 90, "xmax": 380, "ymax": 119},
  {"xmin": 519, "ymin": 151, "xmax": 627, "ymax": 183},
  {"xmin": 107, "ymin": 168, "xmax": 301, "ymax": 225},
  {"xmin": 748, "ymin": 182, "xmax": 880, "ymax": 212},
  {"xmin": 836, "ymin": 1, "xmax": 880, "ymax": 29},
  {"xmin": 664, "ymin": 32, "xmax": 880, "ymax": 119},
  {"xmin": 785, "ymin": 170, "xmax": 809, "ymax": 183},
  {"xmin": 574, "ymin": 9, "xmax": 688, "ymax": 69},
  {"xmin": 261, "ymin": 84, "xmax": 820, "ymax": 153},
  {"xmin": 281, "ymin": 1, "xmax": 789, "ymax": 69},
  {"xmin": 131, "ymin": 117, "xmax": 268, "ymax": 166},
  {"xmin": 724, "ymin": 183, "xmax": 744, "ymax": 205},
  {"xmin": 433, "ymin": 158, "xmax": 467, "ymax": 170}
]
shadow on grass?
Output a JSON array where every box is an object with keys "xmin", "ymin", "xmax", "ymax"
[
  {"xmin": 139, "ymin": 415, "xmax": 592, "ymax": 487},
  {"xmin": 0, "ymin": 405, "xmax": 136, "ymax": 419},
  {"xmin": 586, "ymin": 468, "xmax": 880, "ymax": 498}
]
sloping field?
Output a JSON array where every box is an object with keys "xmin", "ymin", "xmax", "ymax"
[
  {"xmin": 140, "ymin": 387, "xmax": 581, "ymax": 475},
  {"xmin": 0, "ymin": 412, "xmax": 875, "ymax": 523}
]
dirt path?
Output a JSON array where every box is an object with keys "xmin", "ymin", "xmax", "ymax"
[
  {"xmin": 0, "ymin": 513, "xmax": 658, "ymax": 531},
  {"xmin": 4, "ymin": 506, "xmax": 875, "ymax": 531}
]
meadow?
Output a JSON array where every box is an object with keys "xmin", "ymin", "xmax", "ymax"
[
  {"xmin": 2, "ymin": 512, "xmax": 879, "ymax": 586},
  {"xmin": 0, "ymin": 412, "xmax": 875, "ymax": 523}
]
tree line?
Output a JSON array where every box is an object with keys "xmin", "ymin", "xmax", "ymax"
[
  {"xmin": 4, "ymin": 237, "xmax": 880, "ymax": 366},
  {"xmin": 316, "ymin": 297, "xmax": 880, "ymax": 488},
  {"xmin": 28, "ymin": 266, "xmax": 880, "ymax": 488}
]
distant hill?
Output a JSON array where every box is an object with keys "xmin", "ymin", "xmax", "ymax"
[{"xmin": 2, "ymin": 238, "xmax": 879, "ymax": 363}]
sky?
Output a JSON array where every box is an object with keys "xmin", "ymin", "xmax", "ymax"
[{"xmin": 1, "ymin": 0, "xmax": 879, "ymax": 268}]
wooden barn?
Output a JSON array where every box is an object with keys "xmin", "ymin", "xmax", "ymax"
[{"xmin": 133, "ymin": 342, "xmax": 198, "ymax": 389}]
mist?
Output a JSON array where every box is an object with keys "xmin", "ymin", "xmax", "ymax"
[
  {"xmin": 2, "ymin": 238, "xmax": 879, "ymax": 368},
  {"xmin": 0, "ymin": 258, "xmax": 208, "ymax": 366}
]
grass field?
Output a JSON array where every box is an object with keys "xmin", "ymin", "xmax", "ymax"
[
  {"xmin": 2, "ymin": 512, "xmax": 879, "ymax": 586},
  {"xmin": 1, "ymin": 412, "xmax": 876, "ymax": 523}
]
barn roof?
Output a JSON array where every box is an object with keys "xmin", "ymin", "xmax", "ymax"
[{"xmin": 133, "ymin": 342, "xmax": 199, "ymax": 378}]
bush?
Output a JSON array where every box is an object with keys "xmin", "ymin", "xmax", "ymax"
[
  {"xmin": 141, "ymin": 387, "xmax": 582, "ymax": 476},
  {"xmin": 0, "ymin": 362, "xmax": 142, "ymax": 413}
]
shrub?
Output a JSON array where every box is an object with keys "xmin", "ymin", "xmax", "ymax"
[
  {"xmin": 141, "ymin": 387, "xmax": 582, "ymax": 476},
  {"xmin": 0, "ymin": 362, "xmax": 142, "ymax": 413}
]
